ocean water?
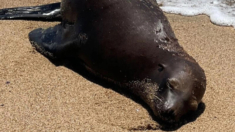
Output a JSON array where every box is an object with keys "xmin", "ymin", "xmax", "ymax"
[{"xmin": 156, "ymin": 0, "xmax": 235, "ymax": 28}]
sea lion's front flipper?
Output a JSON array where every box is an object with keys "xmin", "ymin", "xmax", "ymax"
[
  {"xmin": 29, "ymin": 24, "xmax": 87, "ymax": 59},
  {"xmin": 0, "ymin": 3, "xmax": 61, "ymax": 21}
]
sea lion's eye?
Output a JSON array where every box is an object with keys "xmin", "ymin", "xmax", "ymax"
[
  {"xmin": 167, "ymin": 78, "xmax": 179, "ymax": 90},
  {"xmin": 167, "ymin": 81, "xmax": 174, "ymax": 90},
  {"xmin": 158, "ymin": 64, "xmax": 164, "ymax": 72}
]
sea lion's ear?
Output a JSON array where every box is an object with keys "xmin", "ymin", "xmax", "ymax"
[
  {"xmin": 189, "ymin": 99, "xmax": 198, "ymax": 111},
  {"xmin": 167, "ymin": 78, "xmax": 179, "ymax": 90}
]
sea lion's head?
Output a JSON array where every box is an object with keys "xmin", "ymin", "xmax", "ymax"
[{"xmin": 147, "ymin": 59, "xmax": 206, "ymax": 123}]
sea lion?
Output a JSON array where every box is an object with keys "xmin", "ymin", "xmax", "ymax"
[{"xmin": 0, "ymin": 0, "xmax": 206, "ymax": 123}]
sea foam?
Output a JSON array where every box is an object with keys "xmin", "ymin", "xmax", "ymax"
[{"xmin": 156, "ymin": 0, "xmax": 235, "ymax": 28}]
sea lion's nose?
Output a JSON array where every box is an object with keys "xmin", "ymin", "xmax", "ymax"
[
  {"xmin": 159, "ymin": 102, "xmax": 182, "ymax": 122},
  {"xmin": 160, "ymin": 108, "xmax": 177, "ymax": 122}
]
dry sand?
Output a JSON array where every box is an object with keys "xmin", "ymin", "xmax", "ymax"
[{"xmin": 0, "ymin": 0, "xmax": 235, "ymax": 131}]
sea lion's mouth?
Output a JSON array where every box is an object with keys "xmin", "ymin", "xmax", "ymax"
[{"xmin": 156, "ymin": 108, "xmax": 178, "ymax": 123}]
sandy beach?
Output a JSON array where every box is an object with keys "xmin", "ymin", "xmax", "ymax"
[{"xmin": 0, "ymin": 0, "xmax": 235, "ymax": 131}]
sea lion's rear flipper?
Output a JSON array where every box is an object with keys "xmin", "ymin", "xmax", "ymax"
[
  {"xmin": 0, "ymin": 3, "xmax": 61, "ymax": 21},
  {"xmin": 29, "ymin": 24, "xmax": 87, "ymax": 59}
]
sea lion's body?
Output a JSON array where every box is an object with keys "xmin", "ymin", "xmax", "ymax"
[{"xmin": 0, "ymin": 0, "xmax": 206, "ymax": 123}]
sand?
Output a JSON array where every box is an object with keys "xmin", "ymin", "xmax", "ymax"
[{"xmin": 0, "ymin": 0, "xmax": 235, "ymax": 132}]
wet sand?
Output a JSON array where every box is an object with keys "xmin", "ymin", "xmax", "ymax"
[{"xmin": 0, "ymin": 0, "xmax": 235, "ymax": 131}]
